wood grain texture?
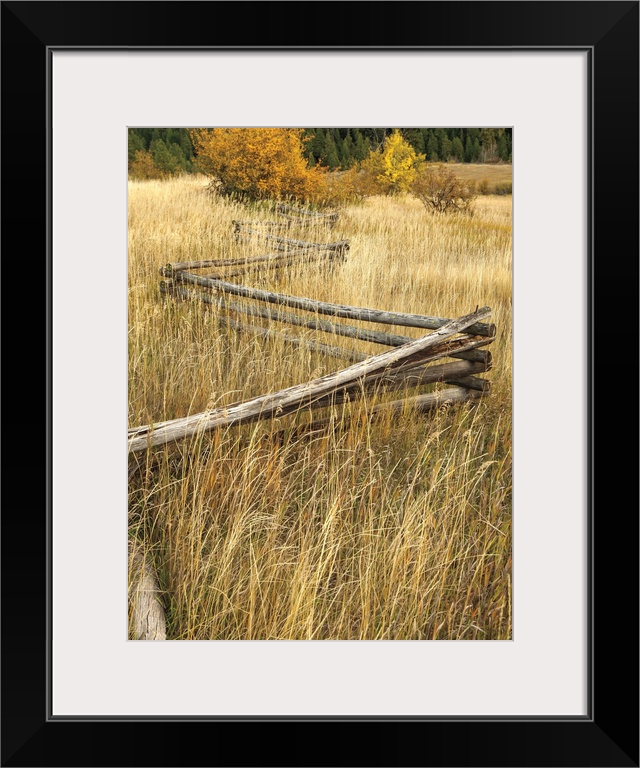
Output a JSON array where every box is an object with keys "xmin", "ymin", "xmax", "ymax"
[{"xmin": 128, "ymin": 541, "xmax": 166, "ymax": 641}]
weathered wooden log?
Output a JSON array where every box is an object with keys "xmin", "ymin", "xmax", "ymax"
[
  {"xmin": 128, "ymin": 307, "xmax": 492, "ymax": 452},
  {"xmin": 163, "ymin": 285, "xmax": 493, "ymax": 376},
  {"xmin": 161, "ymin": 255, "xmax": 290, "ymax": 273},
  {"xmin": 161, "ymin": 252, "xmax": 340, "ymax": 281},
  {"xmin": 168, "ymin": 283, "xmax": 486, "ymax": 359},
  {"xmin": 171, "ymin": 270, "xmax": 496, "ymax": 337},
  {"xmin": 276, "ymin": 203, "xmax": 339, "ymax": 222},
  {"xmin": 232, "ymin": 219, "xmax": 291, "ymax": 233},
  {"xmin": 202, "ymin": 251, "xmax": 343, "ymax": 280},
  {"xmin": 162, "ymin": 283, "xmax": 364, "ymax": 363},
  {"xmin": 450, "ymin": 348, "xmax": 492, "ymax": 364},
  {"xmin": 165, "ymin": 278, "xmax": 491, "ymax": 364},
  {"xmin": 445, "ymin": 375, "xmax": 491, "ymax": 393},
  {"xmin": 279, "ymin": 213, "xmax": 336, "ymax": 229},
  {"xmin": 128, "ymin": 540, "xmax": 166, "ymax": 641},
  {"xmin": 290, "ymin": 360, "xmax": 490, "ymax": 411},
  {"xmin": 236, "ymin": 228, "xmax": 350, "ymax": 253},
  {"xmin": 291, "ymin": 387, "xmax": 484, "ymax": 435},
  {"xmin": 168, "ymin": 284, "xmax": 425, "ymax": 347}
]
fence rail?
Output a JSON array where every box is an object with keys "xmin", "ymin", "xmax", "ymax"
[
  {"xmin": 129, "ymin": 300, "xmax": 494, "ymax": 453},
  {"xmin": 276, "ymin": 202, "xmax": 339, "ymax": 226},
  {"xmin": 130, "ymin": 213, "xmax": 495, "ymax": 455}
]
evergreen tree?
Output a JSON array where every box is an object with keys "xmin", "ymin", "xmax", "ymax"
[
  {"xmin": 341, "ymin": 133, "xmax": 355, "ymax": 168},
  {"xmin": 426, "ymin": 132, "xmax": 439, "ymax": 162},
  {"xmin": 177, "ymin": 129, "xmax": 195, "ymax": 160},
  {"xmin": 467, "ymin": 128, "xmax": 481, "ymax": 143},
  {"xmin": 150, "ymin": 139, "xmax": 180, "ymax": 174},
  {"xmin": 305, "ymin": 129, "xmax": 324, "ymax": 165},
  {"xmin": 464, "ymin": 136, "xmax": 475, "ymax": 163},
  {"xmin": 440, "ymin": 133, "xmax": 452, "ymax": 162},
  {"xmin": 128, "ymin": 130, "xmax": 146, "ymax": 169},
  {"xmin": 169, "ymin": 142, "xmax": 187, "ymax": 172},
  {"xmin": 354, "ymin": 131, "xmax": 370, "ymax": 161},
  {"xmin": 137, "ymin": 128, "xmax": 153, "ymax": 147},
  {"xmin": 497, "ymin": 133, "xmax": 509, "ymax": 162},
  {"xmin": 323, "ymin": 131, "xmax": 340, "ymax": 169},
  {"xmin": 402, "ymin": 128, "xmax": 425, "ymax": 155},
  {"xmin": 451, "ymin": 137, "xmax": 464, "ymax": 162}
]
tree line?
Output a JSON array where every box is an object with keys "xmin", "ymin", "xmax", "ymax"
[{"xmin": 128, "ymin": 127, "xmax": 512, "ymax": 178}]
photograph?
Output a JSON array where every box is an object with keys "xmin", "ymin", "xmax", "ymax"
[
  {"xmin": 2, "ymin": 0, "xmax": 636, "ymax": 761},
  {"xmin": 127, "ymin": 126, "xmax": 513, "ymax": 641}
]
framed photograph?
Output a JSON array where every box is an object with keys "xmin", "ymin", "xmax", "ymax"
[{"xmin": 2, "ymin": 2, "xmax": 637, "ymax": 766}]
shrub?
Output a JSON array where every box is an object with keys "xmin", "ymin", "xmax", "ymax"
[
  {"xmin": 129, "ymin": 150, "xmax": 166, "ymax": 180},
  {"xmin": 189, "ymin": 128, "xmax": 326, "ymax": 203},
  {"xmin": 493, "ymin": 181, "xmax": 513, "ymax": 195},
  {"xmin": 410, "ymin": 164, "xmax": 476, "ymax": 215}
]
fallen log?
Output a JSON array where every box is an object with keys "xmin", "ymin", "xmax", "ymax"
[{"xmin": 128, "ymin": 307, "xmax": 492, "ymax": 452}]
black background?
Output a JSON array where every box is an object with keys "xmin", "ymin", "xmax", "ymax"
[{"xmin": 2, "ymin": 2, "xmax": 638, "ymax": 766}]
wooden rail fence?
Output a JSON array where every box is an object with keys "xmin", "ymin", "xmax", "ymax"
[
  {"xmin": 275, "ymin": 202, "xmax": 339, "ymax": 228},
  {"xmin": 128, "ymin": 207, "xmax": 496, "ymax": 637},
  {"xmin": 131, "ymin": 253, "xmax": 495, "ymax": 454},
  {"xmin": 232, "ymin": 222, "xmax": 350, "ymax": 256},
  {"xmin": 129, "ymin": 210, "xmax": 496, "ymax": 454}
]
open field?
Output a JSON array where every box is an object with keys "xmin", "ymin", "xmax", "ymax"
[
  {"xmin": 448, "ymin": 162, "xmax": 513, "ymax": 193},
  {"xmin": 128, "ymin": 175, "xmax": 512, "ymax": 640}
]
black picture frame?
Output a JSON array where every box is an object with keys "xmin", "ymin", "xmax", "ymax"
[{"xmin": 2, "ymin": 2, "xmax": 638, "ymax": 766}]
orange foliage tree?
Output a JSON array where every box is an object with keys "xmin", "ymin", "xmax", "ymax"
[
  {"xmin": 190, "ymin": 128, "xmax": 326, "ymax": 202},
  {"xmin": 129, "ymin": 150, "xmax": 166, "ymax": 180}
]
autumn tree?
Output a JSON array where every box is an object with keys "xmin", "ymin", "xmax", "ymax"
[
  {"xmin": 411, "ymin": 164, "xmax": 476, "ymax": 214},
  {"xmin": 190, "ymin": 128, "xmax": 325, "ymax": 202},
  {"xmin": 129, "ymin": 150, "xmax": 166, "ymax": 180},
  {"xmin": 358, "ymin": 129, "xmax": 425, "ymax": 195}
]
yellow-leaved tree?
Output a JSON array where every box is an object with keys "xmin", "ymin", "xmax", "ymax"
[
  {"xmin": 189, "ymin": 128, "xmax": 326, "ymax": 202},
  {"xmin": 359, "ymin": 130, "xmax": 425, "ymax": 195}
]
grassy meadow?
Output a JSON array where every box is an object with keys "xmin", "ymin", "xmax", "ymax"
[{"xmin": 128, "ymin": 173, "xmax": 512, "ymax": 640}]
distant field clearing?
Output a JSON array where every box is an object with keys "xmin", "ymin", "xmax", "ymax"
[{"xmin": 447, "ymin": 163, "xmax": 513, "ymax": 189}]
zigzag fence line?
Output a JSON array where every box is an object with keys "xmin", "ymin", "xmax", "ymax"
[{"xmin": 129, "ymin": 210, "xmax": 495, "ymax": 455}]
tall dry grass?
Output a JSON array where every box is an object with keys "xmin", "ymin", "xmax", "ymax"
[{"xmin": 128, "ymin": 175, "xmax": 512, "ymax": 640}]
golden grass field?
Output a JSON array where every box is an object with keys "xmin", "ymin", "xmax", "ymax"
[
  {"xmin": 447, "ymin": 162, "xmax": 513, "ymax": 190},
  {"xmin": 128, "ymin": 174, "xmax": 512, "ymax": 640}
]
